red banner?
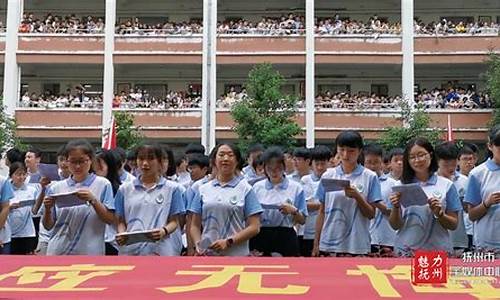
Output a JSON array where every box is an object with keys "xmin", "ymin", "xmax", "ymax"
[{"xmin": 0, "ymin": 256, "xmax": 498, "ymax": 299}]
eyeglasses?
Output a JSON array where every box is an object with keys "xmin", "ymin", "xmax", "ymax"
[
  {"xmin": 67, "ymin": 159, "xmax": 90, "ymax": 166},
  {"xmin": 409, "ymin": 152, "xmax": 430, "ymax": 162}
]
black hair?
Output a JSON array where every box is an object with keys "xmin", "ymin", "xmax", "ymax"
[
  {"xmin": 126, "ymin": 150, "xmax": 136, "ymax": 161},
  {"xmin": 175, "ymin": 155, "xmax": 187, "ymax": 168},
  {"xmin": 463, "ymin": 142, "xmax": 479, "ymax": 154},
  {"xmin": 251, "ymin": 153, "xmax": 264, "ymax": 170},
  {"xmin": 261, "ymin": 146, "xmax": 285, "ymax": 168},
  {"xmin": 458, "ymin": 145, "xmax": 475, "ymax": 158},
  {"xmin": 112, "ymin": 147, "xmax": 127, "ymax": 164},
  {"xmin": 65, "ymin": 139, "xmax": 95, "ymax": 161},
  {"xmin": 389, "ymin": 148, "xmax": 404, "ymax": 160},
  {"xmin": 214, "ymin": 143, "xmax": 243, "ymax": 170},
  {"xmin": 311, "ymin": 145, "xmax": 332, "ymax": 161},
  {"xmin": 489, "ymin": 124, "xmax": 500, "ymax": 146},
  {"xmin": 9, "ymin": 161, "xmax": 27, "ymax": 178},
  {"xmin": 26, "ymin": 146, "xmax": 42, "ymax": 158},
  {"xmin": 401, "ymin": 137, "xmax": 438, "ymax": 184},
  {"xmin": 435, "ymin": 142, "xmax": 459, "ymax": 161},
  {"xmin": 56, "ymin": 145, "xmax": 67, "ymax": 158},
  {"xmin": 96, "ymin": 149, "xmax": 122, "ymax": 196},
  {"xmin": 335, "ymin": 130, "xmax": 364, "ymax": 149},
  {"xmin": 363, "ymin": 143, "xmax": 384, "ymax": 158},
  {"xmin": 331, "ymin": 144, "xmax": 338, "ymax": 157},
  {"xmin": 292, "ymin": 147, "xmax": 311, "ymax": 160},
  {"xmin": 163, "ymin": 146, "xmax": 176, "ymax": 177},
  {"xmin": 6, "ymin": 148, "xmax": 25, "ymax": 164},
  {"xmin": 187, "ymin": 154, "xmax": 210, "ymax": 169},
  {"xmin": 247, "ymin": 143, "xmax": 265, "ymax": 155},
  {"xmin": 185, "ymin": 143, "xmax": 206, "ymax": 155}
]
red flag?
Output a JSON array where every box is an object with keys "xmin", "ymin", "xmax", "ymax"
[
  {"xmin": 102, "ymin": 115, "xmax": 117, "ymax": 150},
  {"xmin": 446, "ymin": 114, "xmax": 454, "ymax": 142}
]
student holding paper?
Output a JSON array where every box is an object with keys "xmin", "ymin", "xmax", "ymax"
[
  {"xmin": 189, "ymin": 143, "xmax": 263, "ymax": 256},
  {"xmin": 300, "ymin": 145, "xmax": 331, "ymax": 256},
  {"xmin": 114, "ymin": 144, "xmax": 185, "ymax": 256},
  {"xmin": 464, "ymin": 125, "xmax": 500, "ymax": 255},
  {"xmin": 364, "ymin": 144, "xmax": 398, "ymax": 257},
  {"xmin": 42, "ymin": 139, "xmax": 116, "ymax": 255},
  {"xmin": 0, "ymin": 172, "xmax": 15, "ymax": 254},
  {"xmin": 250, "ymin": 147, "xmax": 307, "ymax": 257},
  {"xmin": 7, "ymin": 162, "xmax": 40, "ymax": 254},
  {"xmin": 389, "ymin": 138, "xmax": 461, "ymax": 257},
  {"xmin": 435, "ymin": 142, "xmax": 469, "ymax": 255},
  {"xmin": 313, "ymin": 130, "xmax": 382, "ymax": 256}
]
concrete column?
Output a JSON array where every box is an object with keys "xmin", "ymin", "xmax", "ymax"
[
  {"xmin": 401, "ymin": 0, "xmax": 415, "ymax": 108},
  {"xmin": 102, "ymin": 0, "xmax": 116, "ymax": 137},
  {"xmin": 202, "ymin": 0, "xmax": 217, "ymax": 153},
  {"xmin": 305, "ymin": 0, "xmax": 315, "ymax": 147},
  {"xmin": 3, "ymin": 0, "xmax": 22, "ymax": 115}
]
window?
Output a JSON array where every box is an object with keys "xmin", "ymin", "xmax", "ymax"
[
  {"xmin": 371, "ymin": 84, "xmax": 388, "ymax": 96},
  {"xmin": 136, "ymin": 84, "xmax": 167, "ymax": 98},
  {"xmin": 224, "ymin": 84, "xmax": 242, "ymax": 94},
  {"xmin": 188, "ymin": 84, "xmax": 202, "ymax": 97},
  {"xmin": 317, "ymin": 84, "xmax": 351, "ymax": 94},
  {"xmin": 281, "ymin": 84, "xmax": 296, "ymax": 96},
  {"xmin": 440, "ymin": 16, "xmax": 474, "ymax": 24},
  {"xmin": 42, "ymin": 83, "xmax": 60, "ymax": 95}
]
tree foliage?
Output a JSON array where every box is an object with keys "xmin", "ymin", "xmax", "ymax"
[
  {"xmin": 486, "ymin": 53, "xmax": 500, "ymax": 127},
  {"xmin": 0, "ymin": 97, "xmax": 25, "ymax": 153},
  {"xmin": 230, "ymin": 63, "xmax": 302, "ymax": 150},
  {"xmin": 380, "ymin": 100, "xmax": 441, "ymax": 150},
  {"xmin": 114, "ymin": 111, "xmax": 144, "ymax": 150}
]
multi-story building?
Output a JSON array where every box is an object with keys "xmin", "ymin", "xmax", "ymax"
[{"xmin": 1, "ymin": 0, "xmax": 497, "ymax": 150}]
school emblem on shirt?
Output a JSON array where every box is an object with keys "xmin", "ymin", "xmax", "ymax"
[
  {"xmin": 432, "ymin": 191, "xmax": 443, "ymax": 200},
  {"xmin": 156, "ymin": 194, "xmax": 164, "ymax": 204},
  {"xmin": 285, "ymin": 198, "xmax": 293, "ymax": 204},
  {"xmin": 355, "ymin": 183, "xmax": 364, "ymax": 193},
  {"xmin": 230, "ymin": 195, "xmax": 238, "ymax": 205}
]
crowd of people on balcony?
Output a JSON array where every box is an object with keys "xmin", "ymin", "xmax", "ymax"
[
  {"xmin": 14, "ymin": 12, "xmax": 499, "ymax": 36},
  {"xmin": 19, "ymin": 86, "xmax": 493, "ymax": 110}
]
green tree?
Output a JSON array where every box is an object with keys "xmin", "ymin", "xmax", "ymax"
[
  {"xmin": 485, "ymin": 53, "xmax": 500, "ymax": 127},
  {"xmin": 230, "ymin": 63, "xmax": 302, "ymax": 150},
  {"xmin": 0, "ymin": 97, "xmax": 25, "ymax": 153},
  {"xmin": 114, "ymin": 111, "xmax": 144, "ymax": 150},
  {"xmin": 380, "ymin": 100, "xmax": 441, "ymax": 150}
]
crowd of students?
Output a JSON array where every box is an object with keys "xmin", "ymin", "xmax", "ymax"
[{"xmin": 1, "ymin": 125, "xmax": 499, "ymax": 257}]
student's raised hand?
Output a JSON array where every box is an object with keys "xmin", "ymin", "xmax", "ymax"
[
  {"xmin": 75, "ymin": 189, "xmax": 97, "ymax": 204},
  {"xmin": 484, "ymin": 192, "xmax": 500, "ymax": 208},
  {"xmin": 39, "ymin": 176, "xmax": 51, "ymax": 189},
  {"xmin": 115, "ymin": 234, "xmax": 128, "ymax": 246},
  {"xmin": 428, "ymin": 197, "xmax": 443, "ymax": 217},
  {"xmin": 43, "ymin": 196, "xmax": 55, "ymax": 210},
  {"xmin": 209, "ymin": 239, "xmax": 229, "ymax": 252},
  {"xmin": 389, "ymin": 192, "xmax": 401, "ymax": 209}
]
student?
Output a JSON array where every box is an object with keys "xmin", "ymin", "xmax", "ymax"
[
  {"xmin": 115, "ymin": 144, "xmax": 185, "ymax": 256},
  {"xmin": 24, "ymin": 147, "xmax": 42, "ymax": 184},
  {"xmin": 328, "ymin": 146, "xmax": 341, "ymax": 168},
  {"xmin": 458, "ymin": 143, "xmax": 478, "ymax": 177},
  {"xmin": 464, "ymin": 125, "xmax": 500, "ymax": 255},
  {"xmin": 7, "ymin": 162, "xmax": 40, "ymax": 254},
  {"xmin": 189, "ymin": 143, "xmax": 262, "ymax": 256},
  {"xmin": 313, "ymin": 131, "xmax": 382, "ymax": 256},
  {"xmin": 33, "ymin": 146, "xmax": 70, "ymax": 255},
  {"xmin": 435, "ymin": 142, "xmax": 469, "ymax": 255},
  {"xmin": 389, "ymin": 137, "xmax": 461, "ymax": 257},
  {"xmin": 242, "ymin": 144, "xmax": 264, "ymax": 181},
  {"xmin": 300, "ymin": 145, "xmax": 331, "ymax": 257},
  {"xmin": 187, "ymin": 154, "xmax": 209, "ymax": 184},
  {"xmin": 5, "ymin": 148, "xmax": 25, "ymax": 167},
  {"xmin": 284, "ymin": 149, "xmax": 295, "ymax": 175},
  {"xmin": 95, "ymin": 149, "xmax": 123, "ymax": 256},
  {"xmin": 251, "ymin": 147, "xmax": 307, "ymax": 257},
  {"xmin": 42, "ymin": 139, "xmax": 116, "ymax": 255},
  {"xmin": 364, "ymin": 144, "xmax": 397, "ymax": 256},
  {"xmin": 388, "ymin": 148, "xmax": 404, "ymax": 181},
  {"xmin": 174, "ymin": 155, "xmax": 191, "ymax": 188},
  {"xmin": 0, "ymin": 173, "xmax": 15, "ymax": 254},
  {"xmin": 289, "ymin": 147, "xmax": 311, "ymax": 182},
  {"xmin": 112, "ymin": 147, "xmax": 135, "ymax": 184}
]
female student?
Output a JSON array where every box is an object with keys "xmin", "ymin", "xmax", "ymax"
[
  {"xmin": 189, "ymin": 143, "xmax": 263, "ymax": 256},
  {"xmin": 250, "ymin": 147, "xmax": 307, "ymax": 257},
  {"xmin": 313, "ymin": 130, "xmax": 382, "ymax": 256},
  {"xmin": 0, "ymin": 169, "xmax": 15, "ymax": 254},
  {"xmin": 114, "ymin": 144, "xmax": 185, "ymax": 256},
  {"xmin": 7, "ymin": 162, "xmax": 40, "ymax": 254},
  {"xmin": 464, "ymin": 125, "xmax": 500, "ymax": 254},
  {"xmin": 389, "ymin": 137, "xmax": 462, "ymax": 257},
  {"xmin": 95, "ymin": 149, "xmax": 123, "ymax": 256},
  {"xmin": 42, "ymin": 139, "xmax": 116, "ymax": 255}
]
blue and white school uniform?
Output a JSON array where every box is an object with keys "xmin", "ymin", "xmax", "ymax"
[
  {"xmin": 301, "ymin": 173, "xmax": 321, "ymax": 240},
  {"xmin": 450, "ymin": 171, "xmax": 469, "ymax": 249},
  {"xmin": 45, "ymin": 173, "xmax": 115, "ymax": 255},
  {"xmin": 252, "ymin": 177, "xmax": 307, "ymax": 228},
  {"xmin": 369, "ymin": 174, "xmax": 398, "ymax": 247},
  {"xmin": 389, "ymin": 174, "xmax": 462, "ymax": 257},
  {"xmin": 242, "ymin": 165, "xmax": 258, "ymax": 181},
  {"xmin": 0, "ymin": 176, "xmax": 15, "ymax": 248},
  {"xmin": 464, "ymin": 159, "xmax": 500, "ymax": 252},
  {"xmin": 188, "ymin": 175, "xmax": 263, "ymax": 256},
  {"xmin": 8, "ymin": 183, "xmax": 40, "ymax": 239},
  {"xmin": 115, "ymin": 176, "xmax": 185, "ymax": 256},
  {"xmin": 315, "ymin": 164, "xmax": 382, "ymax": 255}
]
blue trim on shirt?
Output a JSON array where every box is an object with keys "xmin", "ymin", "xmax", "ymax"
[{"xmin": 486, "ymin": 158, "xmax": 500, "ymax": 171}]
